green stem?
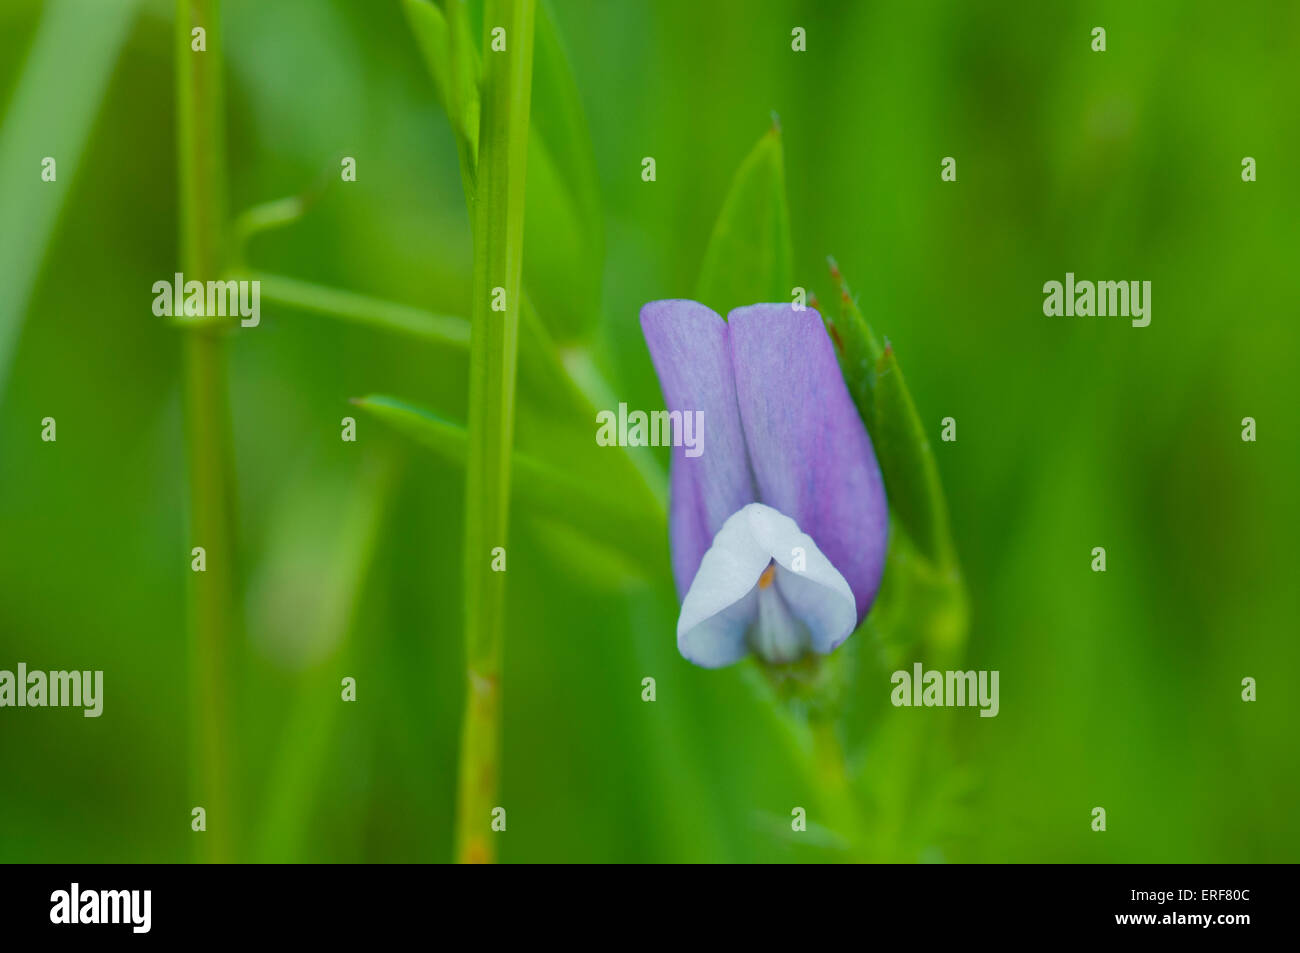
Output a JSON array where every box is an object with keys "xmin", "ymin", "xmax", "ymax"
[
  {"xmin": 176, "ymin": 0, "xmax": 236, "ymax": 863},
  {"xmin": 807, "ymin": 715, "xmax": 868, "ymax": 859},
  {"xmin": 455, "ymin": 0, "xmax": 536, "ymax": 865},
  {"xmin": 237, "ymin": 269, "xmax": 669, "ymax": 528},
  {"xmin": 245, "ymin": 270, "xmax": 470, "ymax": 346}
]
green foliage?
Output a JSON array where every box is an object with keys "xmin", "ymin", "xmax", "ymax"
[
  {"xmin": 696, "ymin": 122, "xmax": 793, "ymax": 313},
  {"xmin": 821, "ymin": 258, "xmax": 883, "ymax": 420},
  {"xmin": 250, "ymin": 270, "xmax": 470, "ymax": 345},
  {"xmin": 405, "ymin": 0, "xmax": 603, "ymax": 341},
  {"xmin": 521, "ymin": 0, "xmax": 604, "ymax": 340},
  {"xmin": 0, "ymin": 0, "xmax": 141, "ymax": 393},
  {"xmin": 456, "ymin": 0, "xmax": 536, "ymax": 864},
  {"xmin": 874, "ymin": 344, "xmax": 955, "ymax": 570},
  {"xmin": 2, "ymin": 0, "xmax": 1297, "ymax": 865},
  {"xmin": 404, "ymin": 0, "xmax": 480, "ymax": 196},
  {"xmin": 821, "ymin": 261, "xmax": 966, "ymax": 657},
  {"xmin": 354, "ymin": 394, "xmax": 665, "ymax": 575}
]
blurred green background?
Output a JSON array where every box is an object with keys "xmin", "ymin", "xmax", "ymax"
[{"xmin": 1, "ymin": 0, "xmax": 1297, "ymax": 863}]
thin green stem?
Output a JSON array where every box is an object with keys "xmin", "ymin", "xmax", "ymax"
[
  {"xmin": 747, "ymin": 661, "xmax": 872, "ymax": 859},
  {"xmin": 234, "ymin": 267, "xmax": 669, "ymax": 525},
  {"xmin": 176, "ymin": 0, "xmax": 236, "ymax": 863},
  {"xmin": 455, "ymin": 0, "xmax": 536, "ymax": 865},
  {"xmin": 245, "ymin": 270, "xmax": 470, "ymax": 346},
  {"xmin": 807, "ymin": 715, "xmax": 869, "ymax": 859}
]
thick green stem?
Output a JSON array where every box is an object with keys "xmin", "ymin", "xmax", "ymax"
[
  {"xmin": 176, "ymin": 0, "xmax": 236, "ymax": 863},
  {"xmin": 455, "ymin": 0, "xmax": 536, "ymax": 865}
]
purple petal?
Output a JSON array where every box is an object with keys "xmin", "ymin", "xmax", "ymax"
[
  {"xmin": 640, "ymin": 300, "xmax": 756, "ymax": 597},
  {"xmin": 727, "ymin": 304, "xmax": 888, "ymax": 621}
]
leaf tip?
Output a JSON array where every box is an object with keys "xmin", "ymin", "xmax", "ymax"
[{"xmin": 877, "ymin": 338, "xmax": 897, "ymax": 374}]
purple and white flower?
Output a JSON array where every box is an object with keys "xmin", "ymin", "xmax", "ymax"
[{"xmin": 641, "ymin": 301, "xmax": 889, "ymax": 668}]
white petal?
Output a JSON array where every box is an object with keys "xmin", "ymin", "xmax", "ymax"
[
  {"xmin": 677, "ymin": 588, "xmax": 758, "ymax": 668},
  {"xmin": 677, "ymin": 503, "xmax": 858, "ymax": 666},
  {"xmin": 770, "ymin": 562, "xmax": 856, "ymax": 654},
  {"xmin": 750, "ymin": 576, "xmax": 811, "ymax": 663}
]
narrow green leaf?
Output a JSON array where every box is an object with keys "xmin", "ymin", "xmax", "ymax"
[
  {"xmin": 822, "ymin": 261, "xmax": 966, "ymax": 655},
  {"xmin": 232, "ymin": 269, "xmax": 595, "ymax": 408},
  {"xmin": 404, "ymin": 0, "xmax": 480, "ymax": 199},
  {"xmin": 0, "ymin": 0, "xmax": 143, "ymax": 397},
  {"xmin": 353, "ymin": 395, "xmax": 666, "ymax": 577},
  {"xmin": 236, "ymin": 268, "xmax": 668, "ymax": 530},
  {"xmin": 402, "ymin": 0, "xmax": 453, "ymax": 110},
  {"xmin": 822, "ymin": 260, "xmax": 952, "ymax": 569},
  {"xmin": 822, "ymin": 257, "xmax": 883, "ymax": 422},
  {"xmin": 404, "ymin": 2, "xmax": 663, "ymax": 557},
  {"xmin": 445, "ymin": 0, "xmax": 482, "ymax": 165},
  {"xmin": 696, "ymin": 122, "xmax": 793, "ymax": 313},
  {"xmin": 406, "ymin": 0, "xmax": 605, "ymax": 342},
  {"xmin": 871, "ymin": 360, "xmax": 968, "ymax": 657},
  {"xmin": 874, "ymin": 343, "xmax": 953, "ymax": 569},
  {"xmin": 531, "ymin": 1, "xmax": 601, "ymax": 239},
  {"xmin": 244, "ymin": 270, "xmax": 470, "ymax": 345},
  {"xmin": 521, "ymin": 0, "xmax": 604, "ymax": 340}
]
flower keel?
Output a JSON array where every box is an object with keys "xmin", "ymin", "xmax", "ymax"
[{"xmin": 677, "ymin": 503, "xmax": 857, "ymax": 668}]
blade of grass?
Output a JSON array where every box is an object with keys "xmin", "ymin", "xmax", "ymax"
[
  {"xmin": 403, "ymin": 0, "xmax": 454, "ymax": 118},
  {"xmin": 519, "ymin": 0, "xmax": 604, "ymax": 340},
  {"xmin": 354, "ymin": 395, "xmax": 666, "ymax": 575},
  {"xmin": 404, "ymin": 0, "xmax": 479, "ymax": 201},
  {"xmin": 176, "ymin": 0, "xmax": 237, "ymax": 863},
  {"xmin": 457, "ymin": 0, "xmax": 535, "ymax": 865},
  {"xmin": 0, "ymin": 0, "xmax": 143, "ymax": 400}
]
